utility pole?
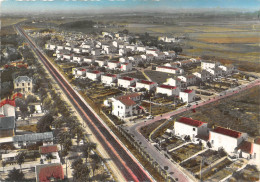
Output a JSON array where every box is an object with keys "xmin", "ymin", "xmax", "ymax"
[{"xmin": 150, "ymin": 96, "xmax": 152, "ymax": 115}]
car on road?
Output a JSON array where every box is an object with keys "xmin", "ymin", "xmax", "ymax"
[{"xmin": 146, "ymin": 115, "xmax": 154, "ymax": 119}]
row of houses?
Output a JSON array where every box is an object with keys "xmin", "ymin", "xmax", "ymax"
[{"xmin": 174, "ymin": 117, "xmax": 260, "ymax": 166}]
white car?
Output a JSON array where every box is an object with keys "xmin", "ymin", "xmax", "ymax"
[{"xmin": 146, "ymin": 115, "xmax": 154, "ymax": 119}]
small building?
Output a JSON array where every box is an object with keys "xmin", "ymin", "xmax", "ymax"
[
  {"xmin": 118, "ymin": 77, "xmax": 136, "ymax": 89},
  {"xmin": 14, "ymin": 76, "xmax": 33, "ymax": 94},
  {"xmin": 201, "ymin": 61, "xmax": 221, "ymax": 70},
  {"xmin": 107, "ymin": 61, "xmax": 120, "ymax": 70},
  {"xmin": 218, "ymin": 65, "xmax": 235, "ymax": 75},
  {"xmin": 111, "ymin": 93, "xmax": 142, "ymax": 118},
  {"xmin": 174, "ymin": 117, "xmax": 208, "ymax": 141},
  {"xmin": 193, "ymin": 70, "xmax": 212, "ymax": 82},
  {"xmin": 179, "ymin": 89, "xmax": 196, "ymax": 103},
  {"xmin": 164, "ymin": 78, "xmax": 183, "ymax": 88},
  {"xmin": 136, "ymin": 80, "xmax": 157, "ymax": 91},
  {"xmin": 0, "ymin": 99, "xmax": 16, "ymax": 117},
  {"xmin": 156, "ymin": 85, "xmax": 180, "ymax": 96},
  {"xmin": 156, "ymin": 66, "xmax": 184, "ymax": 74},
  {"xmin": 101, "ymin": 74, "xmax": 117, "ymax": 86},
  {"xmin": 73, "ymin": 68, "xmax": 87, "ymax": 78},
  {"xmin": 205, "ymin": 67, "xmax": 223, "ymax": 78},
  {"xmin": 13, "ymin": 132, "xmax": 54, "ymax": 148},
  {"xmin": 0, "ymin": 116, "xmax": 15, "ymax": 138},
  {"xmin": 120, "ymin": 62, "xmax": 132, "ymax": 72},
  {"xmin": 95, "ymin": 59, "xmax": 107, "ymax": 67},
  {"xmin": 209, "ymin": 127, "xmax": 248, "ymax": 154},
  {"xmin": 86, "ymin": 70, "xmax": 101, "ymax": 81},
  {"xmin": 177, "ymin": 75, "xmax": 197, "ymax": 85},
  {"xmin": 35, "ymin": 163, "xmax": 64, "ymax": 182},
  {"xmin": 39, "ymin": 145, "xmax": 60, "ymax": 164}
]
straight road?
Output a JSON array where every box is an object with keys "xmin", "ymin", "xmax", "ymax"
[{"xmin": 15, "ymin": 25, "xmax": 153, "ymax": 182}]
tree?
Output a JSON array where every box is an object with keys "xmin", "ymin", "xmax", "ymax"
[
  {"xmin": 90, "ymin": 153, "xmax": 102, "ymax": 177},
  {"xmin": 16, "ymin": 151, "xmax": 26, "ymax": 171},
  {"xmin": 81, "ymin": 142, "xmax": 97, "ymax": 160},
  {"xmin": 36, "ymin": 113, "xmax": 54, "ymax": 132},
  {"xmin": 7, "ymin": 167, "xmax": 25, "ymax": 182}
]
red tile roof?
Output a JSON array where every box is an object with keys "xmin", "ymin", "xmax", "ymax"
[
  {"xmin": 80, "ymin": 69, "xmax": 86, "ymax": 72},
  {"xmin": 38, "ymin": 164, "xmax": 64, "ymax": 182},
  {"xmin": 0, "ymin": 115, "xmax": 5, "ymax": 117},
  {"xmin": 159, "ymin": 85, "xmax": 177, "ymax": 90},
  {"xmin": 178, "ymin": 117, "xmax": 206, "ymax": 127},
  {"xmin": 213, "ymin": 127, "xmax": 242, "ymax": 138},
  {"xmin": 0, "ymin": 99, "xmax": 16, "ymax": 108},
  {"xmin": 139, "ymin": 80, "xmax": 155, "ymax": 85},
  {"xmin": 39, "ymin": 145, "xmax": 58, "ymax": 154},
  {"xmin": 157, "ymin": 66, "xmax": 177, "ymax": 70},
  {"xmin": 12, "ymin": 93, "xmax": 23, "ymax": 100},
  {"xmin": 104, "ymin": 74, "xmax": 117, "ymax": 77},
  {"xmin": 119, "ymin": 98, "xmax": 136, "ymax": 106},
  {"xmin": 184, "ymin": 89, "xmax": 193, "ymax": 93},
  {"xmin": 237, "ymin": 141, "xmax": 253, "ymax": 154},
  {"xmin": 91, "ymin": 70, "xmax": 100, "ymax": 74},
  {"xmin": 117, "ymin": 93, "xmax": 140, "ymax": 100},
  {"xmin": 121, "ymin": 76, "xmax": 134, "ymax": 81}
]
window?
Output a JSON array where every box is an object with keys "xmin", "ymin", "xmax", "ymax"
[
  {"xmin": 22, "ymin": 83, "xmax": 24, "ymax": 86},
  {"xmin": 193, "ymin": 128, "xmax": 196, "ymax": 131},
  {"xmin": 16, "ymin": 83, "xmax": 19, "ymax": 87},
  {"xmin": 211, "ymin": 140, "xmax": 214, "ymax": 144},
  {"xmin": 28, "ymin": 83, "xmax": 30, "ymax": 86},
  {"xmin": 118, "ymin": 106, "xmax": 120, "ymax": 108}
]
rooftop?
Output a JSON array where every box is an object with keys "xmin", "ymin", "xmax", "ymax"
[
  {"xmin": 212, "ymin": 127, "xmax": 242, "ymax": 138},
  {"xmin": 116, "ymin": 93, "xmax": 141, "ymax": 100},
  {"xmin": 157, "ymin": 66, "xmax": 177, "ymax": 70},
  {"xmin": 183, "ymin": 89, "xmax": 193, "ymax": 94},
  {"xmin": 139, "ymin": 80, "xmax": 155, "ymax": 85},
  {"xmin": 39, "ymin": 145, "xmax": 58, "ymax": 154},
  {"xmin": 104, "ymin": 74, "xmax": 117, "ymax": 77},
  {"xmin": 118, "ymin": 98, "xmax": 136, "ymax": 106},
  {"xmin": 159, "ymin": 85, "xmax": 177, "ymax": 90},
  {"xmin": 36, "ymin": 163, "xmax": 64, "ymax": 182},
  {"xmin": 178, "ymin": 117, "xmax": 206, "ymax": 127},
  {"xmin": 14, "ymin": 76, "xmax": 32, "ymax": 83},
  {"xmin": 120, "ymin": 76, "xmax": 134, "ymax": 81},
  {"xmin": 13, "ymin": 132, "xmax": 53, "ymax": 142},
  {"xmin": 0, "ymin": 99, "xmax": 16, "ymax": 107}
]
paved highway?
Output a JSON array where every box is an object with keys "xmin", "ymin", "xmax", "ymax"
[{"xmin": 15, "ymin": 25, "xmax": 152, "ymax": 182}]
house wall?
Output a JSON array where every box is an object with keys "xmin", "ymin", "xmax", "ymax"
[
  {"xmin": 252, "ymin": 143, "xmax": 260, "ymax": 167},
  {"xmin": 118, "ymin": 79, "xmax": 134, "ymax": 88},
  {"xmin": 101, "ymin": 76, "xmax": 116, "ymax": 85},
  {"xmin": 14, "ymin": 81, "xmax": 33, "ymax": 93},
  {"xmin": 174, "ymin": 122, "xmax": 198, "ymax": 140},
  {"xmin": 1, "ymin": 104, "xmax": 16, "ymax": 117},
  {"xmin": 112, "ymin": 101, "xmax": 132, "ymax": 118}
]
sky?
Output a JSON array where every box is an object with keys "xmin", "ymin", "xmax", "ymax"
[{"xmin": 1, "ymin": 0, "xmax": 260, "ymax": 14}]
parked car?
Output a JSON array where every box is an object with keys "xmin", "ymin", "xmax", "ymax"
[{"xmin": 146, "ymin": 115, "xmax": 154, "ymax": 119}]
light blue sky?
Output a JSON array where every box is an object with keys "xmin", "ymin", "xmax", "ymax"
[{"xmin": 1, "ymin": 0, "xmax": 260, "ymax": 14}]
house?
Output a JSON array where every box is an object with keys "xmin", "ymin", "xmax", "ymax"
[
  {"xmin": 35, "ymin": 163, "xmax": 64, "ymax": 182},
  {"xmin": 252, "ymin": 138, "xmax": 260, "ymax": 166},
  {"xmin": 0, "ymin": 116, "xmax": 15, "ymax": 138},
  {"xmin": 136, "ymin": 46, "xmax": 147, "ymax": 52},
  {"xmin": 136, "ymin": 80, "xmax": 157, "ymax": 91},
  {"xmin": 218, "ymin": 64, "xmax": 235, "ymax": 75},
  {"xmin": 179, "ymin": 89, "xmax": 196, "ymax": 103},
  {"xmin": 111, "ymin": 93, "xmax": 143, "ymax": 118},
  {"xmin": 155, "ymin": 52, "xmax": 166, "ymax": 60},
  {"xmin": 209, "ymin": 127, "xmax": 248, "ymax": 154},
  {"xmin": 86, "ymin": 70, "xmax": 101, "ymax": 81},
  {"xmin": 119, "ymin": 57, "xmax": 129, "ymax": 63},
  {"xmin": 28, "ymin": 102, "xmax": 43, "ymax": 115},
  {"xmin": 164, "ymin": 51, "xmax": 176, "ymax": 58},
  {"xmin": 164, "ymin": 78, "xmax": 183, "ymax": 88},
  {"xmin": 156, "ymin": 66, "xmax": 184, "ymax": 74},
  {"xmin": 120, "ymin": 62, "xmax": 132, "ymax": 72},
  {"xmin": 83, "ymin": 57, "xmax": 94, "ymax": 64},
  {"xmin": 2, "ymin": 152, "xmax": 18, "ymax": 162},
  {"xmin": 73, "ymin": 47, "xmax": 82, "ymax": 54},
  {"xmin": 201, "ymin": 61, "xmax": 221, "ymax": 70},
  {"xmin": 13, "ymin": 132, "xmax": 54, "ymax": 148},
  {"xmin": 193, "ymin": 70, "xmax": 212, "ymax": 82},
  {"xmin": 205, "ymin": 67, "xmax": 223, "ymax": 78},
  {"xmin": 72, "ymin": 55, "xmax": 83, "ymax": 63},
  {"xmin": 107, "ymin": 61, "xmax": 120, "ymax": 70},
  {"xmin": 158, "ymin": 36, "xmax": 176, "ymax": 43},
  {"xmin": 177, "ymin": 75, "xmax": 197, "ymax": 85},
  {"xmin": 14, "ymin": 76, "xmax": 33, "ymax": 94},
  {"xmin": 174, "ymin": 117, "xmax": 208, "ymax": 141},
  {"xmin": 117, "ymin": 77, "xmax": 136, "ymax": 89},
  {"xmin": 39, "ymin": 145, "xmax": 60, "ymax": 164},
  {"xmin": 101, "ymin": 74, "xmax": 117, "ymax": 86},
  {"xmin": 156, "ymin": 85, "xmax": 180, "ymax": 96},
  {"xmin": 146, "ymin": 49, "xmax": 159, "ymax": 56},
  {"xmin": 72, "ymin": 68, "xmax": 87, "ymax": 78},
  {"xmin": 62, "ymin": 54, "xmax": 73, "ymax": 61},
  {"xmin": 57, "ymin": 45, "xmax": 64, "ymax": 51},
  {"xmin": 95, "ymin": 59, "xmax": 107, "ymax": 67},
  {"xmin": 0, "ymin": 99, "xmax": 16, "ymax": 117}
]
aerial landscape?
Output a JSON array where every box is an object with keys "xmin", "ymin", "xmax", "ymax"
[{"xmin": 0, "ymin": 0, "xmax": 260, "ymax": 181}]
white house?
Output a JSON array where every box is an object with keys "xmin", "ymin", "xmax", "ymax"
[
  {"xmin": 117, "ymin": 77, "xmax": 136, "ymax": 88},
  {"xmin": 174, "ymin": 117, "xmax": 208, "ymax": 141},
  {"xmin": 73, "ymin": 68, "xmax": 87, "ymax": 78},
  {"xmin": 218, "ymin": 65, "xmax": 235, "ymax": 75},
  {"xmin": 164, "ymin": 51, "xmax": 176, "ymax": 58},
  {"xmin": 179, "ymin": 89, "xmax": 196, "ymax": 103},
  {"xmin": 156, "ymin": 66, "xmax": 184, "ymax": 74},
  {"xmin": 205, "ymin": 67, "xmax": 223, "ymax": 78},
  {"xmin": 57, "ymin": 45, "xmax": 64, "ymax": 51},
  {"xmin": 72, "ymin": 55, "xmax": 83, "ymax": 63},
  {"xmin": 0, "ymin": 99, "xmax": 16, "ymax": 117},
  {"xmin": 209, "ymin": 127, "xmax": 248, "ymax": 154},
  {"xmin": 146, "ymin": 49, "xmax": 159, "ymax": 56},
  {"xmin": 252, "ymin": 138, "xmax": 260, "ymax": 167},
  {"xmin": 107, "ymin": 61, "xmax": 120, "ymax": 70},
  {"xmin": 120, "ymin": 62, "xmax": 132, "ymax": 72},
  {"xmin": 101, "ymin": 74, "xmax": 117, "ymax": 86},
  {"xmin": 178, "ymin": 75, "xmax": 197, "ymax": 85},
  {"xmin": 95, "ymin": 59, "xmax": 107, "ymax": 67},
  {"xmin": 86, "ymin": 70, "xmax": 101, "ymax": 81},
  {"xmin": 136, "ymin": 46, "xmax": 147, "ymax": 52},
  {"xmin": 119, "ymin": 57, "xmax": 129, "ymax": 63},
  {"xmin": 164, "ymin": 78, "xmax": 183, "ymax": 88},
  {"xmin": 73, "ymin": 47, "xmax": 82, "ymax": 54},
  {"xmin": 201, "ymin": 61, "xmax": 221, "ymax": 70},
  {"xmin": 111, "ymin": 93, "xmax": 142, "ymax": 118},
  {"xmin": 136, "ymin": 80, "xmax": 157, "ymax": 91},
  {"xmin": 156, "ymin": 85, "xmax": 180, "ymax": 96},
  {"xmin": 39, "ymin": 145, "xmax": 60, "ymax": 164},
  {"xmin": 63, "ymin": 54, "xmax": 73, "ymax": 61},
  {"xmin": 83, "ymin": 57, "xmax": 94, "ymax": 64},
  {"xmin": 193, "ymin": 70, "xmax": 212, "ymax": 82},
  {"xmin": 14, "ymin": 76, "xmax": 33, "ymax": 94}
]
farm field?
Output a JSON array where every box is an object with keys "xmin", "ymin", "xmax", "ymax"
[{"xmin": 184, "ymin": 85, "xmax": 260, "ymax": 137}]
